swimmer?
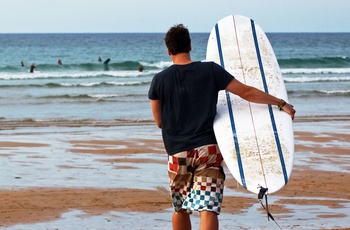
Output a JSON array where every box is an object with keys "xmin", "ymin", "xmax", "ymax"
[
  {"xmin": 138, "ymin": 64, "xmax": 144, "ymax": 72},
  {"xmin": 58, "ymin": 59, "xmax": 62, "ymax": 65},
  {"xmin": 29, "ymin": 63, "xmax": 36, "ymax": 73}
]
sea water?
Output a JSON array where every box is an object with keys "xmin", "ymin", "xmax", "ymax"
[{"xmin": 0, "ymin": 33, "xmax": 349, "ymax": 124}]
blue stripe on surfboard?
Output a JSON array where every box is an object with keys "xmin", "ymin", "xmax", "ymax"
[
  {"xmin": 215, "ymin": 23, "xmax": 246, "ymax": 188},
  {"xmin": 250, "ymin": 19, "xmax": 288, "ymax": 185}
]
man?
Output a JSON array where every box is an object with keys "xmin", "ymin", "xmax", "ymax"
[{"xmin": 148, "ymin": 24, "xmax": 295, "ymax": 230}]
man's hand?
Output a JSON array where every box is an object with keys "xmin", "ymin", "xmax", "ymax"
[{"xmin": 281, "ymin": 103, "xmax": 296, "ymax": 120}]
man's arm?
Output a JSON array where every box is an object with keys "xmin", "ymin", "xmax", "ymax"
[
  {"xmin": 150, "ymin": 99, "xmax": 162, "ymax": 128},
  {"xmin": 225, "ymin": 78, "xmax": 296, "ymax": 120}
]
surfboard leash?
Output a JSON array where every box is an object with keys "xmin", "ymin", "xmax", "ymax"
[{"xmin": 258, "ymin": 185, "xmax": 283, "ymax": 230}]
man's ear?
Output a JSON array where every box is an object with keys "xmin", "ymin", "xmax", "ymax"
[{"xmin": 167, "ymin": 48, "xmax": 172, "ymax": 56}]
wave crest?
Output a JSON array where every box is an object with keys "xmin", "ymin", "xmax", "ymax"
[{"xmin": 279, "ymin": 56, "xmax": 350, "ymax": 68}]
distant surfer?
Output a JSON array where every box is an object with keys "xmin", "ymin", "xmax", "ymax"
[
  {"xmin": 29, "ymin": 63, "xmax": 36, "ymax": 73},
  {"xmin": 148, "ymin": 24, "xmax": 296, "ymax": 230},
  {"xmin": 138, "ymin": 64, "xmax": 144, "ymax": 72},
  {"xmin": 98, "ymin": 56, "xmax": 102, "ymax": 62},
  {"xmin": 58, "ymin": 59, "xmax": 62, "ymax": 65},
  {"xmin": 21, "ymin": 61, "xmax": 24, "ymax": 67}
]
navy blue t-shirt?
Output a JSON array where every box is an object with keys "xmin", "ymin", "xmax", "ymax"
[{"xmin": 148, "ymin": 61, "xmax": 234, "ymax": 155}]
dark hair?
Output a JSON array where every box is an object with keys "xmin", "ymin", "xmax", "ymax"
[{"xmin": 164, "ymin": 24, "xmax": 191, "ymax": 55}]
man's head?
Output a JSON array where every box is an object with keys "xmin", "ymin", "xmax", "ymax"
[{"xmin": 164, "ymin": 24, "xmax": 191, "ymax": 55}]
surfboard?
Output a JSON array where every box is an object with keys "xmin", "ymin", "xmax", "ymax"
[
  {"xmin": 104, "ymin": 58, "xmax": 111, "ymax": 64},
  {"xmin": 206, "ymin": 15, "xmax": 294, "ymax": 194}
]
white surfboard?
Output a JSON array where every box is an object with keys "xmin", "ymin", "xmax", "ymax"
[{"xmin": 206, "ymin": 15, "xmax": 294, "ymax": 194}]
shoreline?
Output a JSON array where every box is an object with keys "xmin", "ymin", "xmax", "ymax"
[
  {"xmin": 0, "ymin": 118, "xmax": 349, "ymax": 229},
  {"xmin": 0, "ymin": 114, "xmax": 350, "ymax": 130}
]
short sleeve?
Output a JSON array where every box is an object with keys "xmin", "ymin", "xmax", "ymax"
[
  {"xmin": 211, "ymin": 62, "xmax": 234, "ymax": 90},
  {"xmin": 148, "ymin": 75, "xmax": 159, "ymax": 100}
]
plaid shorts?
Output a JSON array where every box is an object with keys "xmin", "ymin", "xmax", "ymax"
[{"xmin": 168, "ymin": 144, "xmax": 225, "ymax": 214}]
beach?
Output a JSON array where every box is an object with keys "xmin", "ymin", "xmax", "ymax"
[
  {"xmin": 0, "ymin": 117, "xmax": 349, "ymax": 230},
  {"xmin": 0, "ymin": 32, "xmax": 349, "ymax": 229}
]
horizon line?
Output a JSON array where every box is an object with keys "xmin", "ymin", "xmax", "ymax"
[{"xmin": 1, "ymin": 31, "xmax": 350, "ymax": 34}]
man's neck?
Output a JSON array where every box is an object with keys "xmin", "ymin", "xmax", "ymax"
[{"xmin": 171, "ymin": 53, "xmax": 192, "ymax": 65}]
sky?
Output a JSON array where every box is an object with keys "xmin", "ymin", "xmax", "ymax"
[{"xmin": 0, "ymin": 0, "xmax": 349, "ymax": 33}]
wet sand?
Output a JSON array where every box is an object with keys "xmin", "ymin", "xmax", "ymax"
[{"xmin": 0, "ymin": 118, "xmax": 349, "ymax": 229}]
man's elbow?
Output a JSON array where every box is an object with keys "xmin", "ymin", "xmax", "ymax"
[{"xmin": 154, "ymin": 118, "xmax": 161, "ymax": 128}]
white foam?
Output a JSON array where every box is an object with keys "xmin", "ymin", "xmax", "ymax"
[
  {"xmin": 283, "ymin": 75, "xmax": 350, "ymax": 83},
  {"xmin": 281, "ymin": 68, "xmax": 350, "ymax": 74}
]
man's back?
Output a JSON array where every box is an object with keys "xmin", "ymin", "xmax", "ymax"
[{"xmin": 148, "ymin": 61, "xmax": 233, "ymax": 155}]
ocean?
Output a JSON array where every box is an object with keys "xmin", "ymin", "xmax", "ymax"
[{"xmin": 0, "ymin": 33, "xmax": 349, "ymax": 125}]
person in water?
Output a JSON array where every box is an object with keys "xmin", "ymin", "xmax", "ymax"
[
  {"xmin": 21, "ymin": 61, "xmax": 24, "ymax": 67},
  {"xmin": 29, "ymin": 63, "xmax": 36, "ymax": 73},
  {"xmin": 138, "ymin": 64, "xmax": 144, "ymax": 72},
  {"xmin": 58, "ymin": 59, "xmax": 62, "ymax": 65}
]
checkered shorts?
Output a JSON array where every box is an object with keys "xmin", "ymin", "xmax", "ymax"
[{"xmin": 168, "ymin": 144, "xmax": 225, "ymax": 214}]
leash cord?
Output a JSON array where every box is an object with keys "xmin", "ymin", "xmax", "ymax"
[{"xmin": 258, "ymin": 186, "xmax": 283, "ymax": 230}]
